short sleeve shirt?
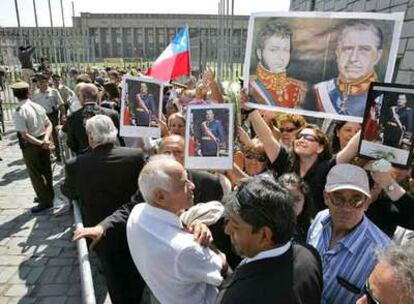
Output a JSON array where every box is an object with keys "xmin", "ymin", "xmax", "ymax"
[
  {"xmin": 13, "ymin": 99, "xmax": 50, "ymax": 137},
  {"xmin": 32, "ymin": 88, "xmax": 64, "ymax": 114}
]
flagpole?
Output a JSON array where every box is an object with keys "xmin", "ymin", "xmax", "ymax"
[
  {"xmin": 186, "ymin": 24, "xmax": 192, "ymax": 78},
  {"xmin": 14, "ymin": 0, "xmax": 23, "ymax": 45}
]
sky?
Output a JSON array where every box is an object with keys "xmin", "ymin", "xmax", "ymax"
[{"xmin": 0, "ymin": 0, "xmax": 291, "ymax": 27}]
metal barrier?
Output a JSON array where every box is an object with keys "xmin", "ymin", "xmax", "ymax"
[{"xmin": 58, "ymin": 129, "xmax": 97, "ymax": 304}]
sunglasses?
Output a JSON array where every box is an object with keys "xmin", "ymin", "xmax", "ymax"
[
  {"xmin": 362, "ymin": 280, "xmax": 381, "ymax": 304},
  {"xmin": 295, "ymin": 133, "xmax": 318, "ymax": 142},
  {"xmin": 279, "ymin": 127, "xmax": 298, "ymax": 133},
  {"xmin": 328, "ymin": 193, "xmax": 366, "ymax": 209},
  {"xmin": 245, "ymin": 153, "xmax": 267, "ymax": 162},
  {"xmin": 235, "ymin": 186, "xmax": 275, "ymax": 226}
]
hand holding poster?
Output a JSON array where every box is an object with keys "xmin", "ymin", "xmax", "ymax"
[
  {"xmin": 185, "ymin": 104, "xmax": 234, "ymax": 170},
  {"xmin": 120, "ymin": 76, "xmax": 164, "ymax": 138},
  {"xmin": 244, "ymin": 11, "xmax": 404, "ymax": 122},
  {"xmin": 359, "ymin": 83, "xmax": 414, "ymax": 167}
]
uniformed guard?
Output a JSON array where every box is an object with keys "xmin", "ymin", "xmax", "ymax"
[
  {"xmin": 12, "ymin": 81, "xmax": 55, "ymax": 213},
  {"xmin": 32, "ymin": 73, "xmax": 66, "ymax": 162}
]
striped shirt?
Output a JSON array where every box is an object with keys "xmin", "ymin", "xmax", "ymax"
[{"xmin": 307, "ymin": 209, "xmax": 390, "ymax": 304}]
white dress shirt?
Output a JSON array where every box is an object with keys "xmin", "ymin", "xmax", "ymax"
[{"xmin": 127, "ymin": 203, "xmax": 223, "ymax": 304}]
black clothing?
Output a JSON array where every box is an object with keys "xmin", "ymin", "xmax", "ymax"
[
  {"xmin": 216, "ymin": 244, "xmax": 323, "ymax": 304},
  {"xmin": 62, "ymin": 103, "xmax": 123, "ymax": 154},
  {"xmin": 17, "ymin": 46, "xmax": 35, "ymax": 69},
  {"xmin": 271, "ymin": 147, "xmax": 336, "ymax": 212},
  {"xmin": 366, "ymin": 192, "xmax": 414, "ymax": 237},
  {"xmin": 62, "ymin": 144, "xmax": 146, "ymax": 303}
]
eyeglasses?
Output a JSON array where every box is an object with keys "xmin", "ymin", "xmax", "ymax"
[
  {"xmin": 362, "ymin": 280, "xmax": 381, "ymax": 304},
  {"xmin": 295, "ymin": 133, "xmax": 318, "ymax": 142},
  {"xmin": 245, "ymin": 153, "xmax": 267, "ymax": 162},
  {"xmin": 279, "ymin": 127, "xmax": 298, "ymax": 133},
  {"xmin": 328, "ymin": 193, "xmax": 366, "ymax": 209},
  {"xmin": 235, "ymin": 186, "xmax": 274, "ymax": 226}
]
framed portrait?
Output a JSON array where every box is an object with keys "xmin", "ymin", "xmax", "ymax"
[
  {"xmin": 243, "ymin": 11, "xmax": 404, "ymax": 123},
  {"xmin": 120, "ymin": 75, "xmax": 163, "ymax": 138},
  {"xmin": 359, "ymin": 83, "xmax": 414, "ymax": 167},
  {"xmin": 185, "ymin": 104, "xmax": 234, "ymax": 170}
]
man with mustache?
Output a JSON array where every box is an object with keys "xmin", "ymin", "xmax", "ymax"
[{"xmin": 314, "ymin": 22, "xmax": 383, "ymax": 119}]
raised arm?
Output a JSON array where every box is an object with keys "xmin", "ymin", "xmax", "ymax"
[
  {"xmin": 240, "ymin": 89, "xmax": 281, "ymax": 162},
  {"xmin": 336, "ymin": 130, "xmax": 360, "ymax": 164}
]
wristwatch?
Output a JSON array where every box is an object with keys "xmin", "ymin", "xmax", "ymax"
[{"xmin": 386, "ymin": 182, "xmax": 397, "ymax": 192}]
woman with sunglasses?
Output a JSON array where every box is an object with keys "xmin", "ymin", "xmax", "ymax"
[
  {"xmin": 240, "ymin": 90, "xmax": 360, "ymax": 212},
  {"xmin": 226, "ymin": 138, "xmax": 274, "ymax": 187},
  {"xmin": 275, "ymin": 113, "xmax": 307, "ymax": 148}
]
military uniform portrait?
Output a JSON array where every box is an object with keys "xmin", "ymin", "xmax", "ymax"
[
  {"xmin": 359, "ymin": 83, "xmax": 414, "ymax": 167},
  {"xmin": 185, "ymin": 104, "xmax": 234, "ymax": 170},
  {"xmin": 244, "ymin": 12, "xmax": 404, "ymax": 122},
  {"xmin": 120, "ymin": 76, "xmax": 163, "ymax": 138}
]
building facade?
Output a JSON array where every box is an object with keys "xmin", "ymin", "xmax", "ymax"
[
  {"xmin": 290, "ymin": 0, "xmax": 414, "ymax": 84},
  {"xmin": 0, "ymin": 13, "xmax": 249, "ymax": 73}
]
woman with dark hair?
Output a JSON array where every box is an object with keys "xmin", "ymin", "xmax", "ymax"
[
  {"xmin": 278, "ymin": 173, "xmax": 315, "ymax": 243},
  {"xmin": 241, "ymin": 89, "xmax": 360, "ymax": 212},
  {"xmin": 331, "ymin": 121, "xmax": 361, "ymax": 154}
]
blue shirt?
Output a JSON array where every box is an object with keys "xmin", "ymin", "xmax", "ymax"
[{"xmin": 307, "ymin": 209, "xmax": 390, "ymax": 304}]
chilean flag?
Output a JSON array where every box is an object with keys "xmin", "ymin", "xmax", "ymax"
[{"xmin": 145, "ymin": 26, "xmax": 191, "ymax": 81}]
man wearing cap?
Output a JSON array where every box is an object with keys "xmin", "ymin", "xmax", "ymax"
[
  {"xmin": 307, "ymin": 164, "xmax": 390, "ymax": 304},
  {"xmin": 52, "ymin": 74, "xmax": 76, "ymax": 116},
  {"xmin": 12, "ymin": 81, "xmax": 55, "ymax": 213},
  {"xmin": 217, "ymin": 178, "xmax": 322, "ymax": 303},
  {"xmin": 32, "ymin": 74, "xmax": 66, "ymax": 162}
]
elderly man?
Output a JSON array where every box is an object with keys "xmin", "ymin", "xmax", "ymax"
[
  {"xmin": 250, "ymin": 22, "xmax": 307, "ymax": 108},
  {"xmin": 314, "ymin": 22, "xmax": 384, "ymax": 119},
  {"xmin": 356, "ymin": 242, "xmax": 414, "ymax": 304},
  {"xmin": 62, "ymin": 83, "xmax": 121, "ymax": 154},
  {"xmin": 64, "ymin": 114, "xmax": 146, "ymax": 304},
  {"xmin": 217, "ymin": 178, "xmax": 322, "ymax": 303},
  {"xmin": 307, "ymin": 164, "xmax": 390, "ymax": 304},
  {"xmin": 127, "ymin": 155, "xmax": 227, "ymax": 304}
]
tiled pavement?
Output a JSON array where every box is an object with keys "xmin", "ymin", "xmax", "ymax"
[{"xmin": 0, "ymin": 121, "xmax": 111, "ymax": 304}]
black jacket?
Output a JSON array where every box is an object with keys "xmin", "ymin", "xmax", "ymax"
[
  {"xmin": 63, "ymin": 103, "xmax": 123, "ymax": 154},
  {"xmin": 63, "ymin": 144, "xmax": 145, "ymax": 227},
  {"xmin": 216, "ymin": 244, "xmax": 323, "ymax": 304}
]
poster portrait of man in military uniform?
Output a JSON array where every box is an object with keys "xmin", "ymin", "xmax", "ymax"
[
  {"xmin": 359, "ymin": 83, "xmax": 414, "ymax": 167},
  {"xmin": 185, "ymin": 104, "xmax": 234, "ymax": 170},
  {"xmin": 120, "ymin": 76, "xmax": 163, "ymax": 138},
  {"xmin": 244, "ymin": 12, "xmax": 404, "ymax": 122}
]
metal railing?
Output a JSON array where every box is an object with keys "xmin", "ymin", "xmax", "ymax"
[{"xmin": 58, "ymin": 129, "xmax": 97, "ymax": 304}]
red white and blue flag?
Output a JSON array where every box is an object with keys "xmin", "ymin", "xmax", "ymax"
[{"xmin": 145, "ymin": 26, "xmax": 191, "ymax": 81}]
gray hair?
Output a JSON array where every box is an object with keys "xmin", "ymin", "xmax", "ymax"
[
  {"xmin": 337, "ymin": 21, "xmax": 383, "ymax": 50},
  {"xmin": 80, "ymin": 83, "xmax": 99, "ymax": 103},
  {"xmin": 85, "ymin": 114, "xmax": 118, "ymax": 146},
  {"xmin": 376, "ymin": 241, "xmax": 414, "ymax": 303},
  {"xmin": 138, "ymin": 154, "xmax": 177, "ymax": 204}
]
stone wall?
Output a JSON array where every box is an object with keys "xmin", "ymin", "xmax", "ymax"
[{"xmin": 290, "ymin": 0, "xmax": 414, "ymax": 84}]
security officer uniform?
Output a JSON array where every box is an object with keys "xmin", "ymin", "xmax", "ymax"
[
  {"xmin": 32, "ymin": 77, "xmax": 65, "ymax": 161},
  {"xmin": 12, "ymin": 81, "xmax": 55, "ymax": 212}
]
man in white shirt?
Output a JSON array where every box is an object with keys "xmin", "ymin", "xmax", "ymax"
[{"xmin": 127, "ymin": 155, "xmax": 227, "ymax": 304}]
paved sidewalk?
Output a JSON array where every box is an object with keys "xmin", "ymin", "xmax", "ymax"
[{"xmin": 0, "ymin": 121, "xmax": 110, "ymax": 304}]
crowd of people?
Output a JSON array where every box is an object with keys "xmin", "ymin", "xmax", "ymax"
[{"xmin": 8, "ymin": 62, "xmax": 414, "ymax": 304}]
